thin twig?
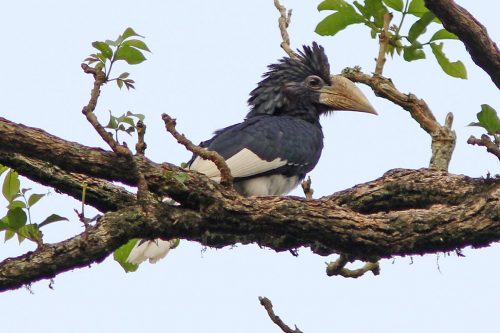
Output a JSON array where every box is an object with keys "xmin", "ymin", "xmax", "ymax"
[
  {"xmin": 259, "ymin": 297, "xmax": 303, "ymax": 333},
  {"xmin": 81, "ymin": 64, "xmax": 152, "ymax": 207},
  {"xmin": 161, "ymin": 113, "xmax": 233, "ymax": 186},
  {"xmin": 374, "ymin": 12, "xmax": 393, "ymax": 76},
  {"xmin": 274, "ymin": 0, "xmax": 299, "ymax": 59},
  {"xmin": 81, "ymin": 64, "xmax": 129, "ymax": 155},
  {"xmin": 326, "ymin": 254, "xmax": 380, "ymax": 278},
  {"xmin": 135, "ymin": 120, "xmax": 147, "ymax": 156},
  {"xmin": 468, "ymin": 134, "xmax": 500, "ymax": 160},
  {"xmin": 342, "ymin": 67, "xmax": 456, "ymax": 170}
]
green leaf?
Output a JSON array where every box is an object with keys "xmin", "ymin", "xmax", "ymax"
[
  {"xmin": 105, "ymin": 39, "xmax": 119, "ymax": 47},
  {"xmin": 315, "ymin": 11, "xmax": 365, "ymax": 36},
  {"xmin": 170, "ymin": 239, "xmax": 180, "ymax": 249},
  {"xmin": 0, "ymin": 216, "xmax": 8, "ymax": 231},
  {"xmin": 122, "ymin": 27, "xmax": 144, "ymax": 40},
  {"xmin": 430, "ymin": 29, "xmax": 458, "ymax": 42},
  {"xmin": 92, "ymin": 41, "xmax": 113, "ymax": 60},
  {"xmin": 7, "ymin": 207, "xmax": 27, "ymax": 230},
  {"xmin": 317, "ymin": 0, "xmax": 351, "ymax": 11},
  {"xmin": 95, "ymin": 62, "xmax": 104, "ymax": 71},
  {"xmin": 4, "ymin": 229, "xmax": 15, "ymax": 242},
  {"xmin": 408, "ymin": 11, "xmax": 435, "ymax": 42},
  {"xmin": 39, "ymin": 214, "xmax": 68, "ymax": 228},
  {"xmin": 105, "ymin": 113, "xmax": 119, "ymax": 129},
  {"xmin": 382, "ymin": 0, "xmax": 403, "ymax": 11},
  {"xmin": 403, "ymin": 45, "xmax": 426, "ymax": 61},
  {"xmin": 2, "ymin": 169, "xmax": 20, "ymax": 202},
  {"xmin": 117, "ymin": 79, "xmax": 124, "ymax": 89},
  {"xmin": 174, "ymin": 172, "xmax": 188, "ymax": 185},
  {"xmin": 117, "ymin": 115, "xmax": 135, "ymax": 127},
  {"xmin": 355, "ymin": 0, "xmax": 387, "ymax": 28},
  {"xmin": 0, "ymin": 164, "xmax": 8, "ymax": 177},
  {"xmin": 114, "ymin": 239, "xmax": 140, "ymax": 272},
  {"xmin": 28, "ymin": 193, "xmax": 45, "ymax": 207},
  {"xmin": 118, "ymin": 72, "xmax": 130, "ymax": 79},
  {"xmin": 126, "ymin": 111, "xmax": 145, "ymax": 122},
  {"xmin": 430, "ymin": 42, "xmax": 467, "ymax": 79},
  {"xmin": 114, "ymin": 45, "xmax": 147, "ymax": 65},
  {"xmin": 96, "ymin": 53, "xmax": 107, "ymax": 63},
  {"xmin": 17, "ymin": 224, "xmax": 42, "ymax": 244},
  {"xmin": 469, "ymin": 104, "xmax": 500, "ymax": 135},
  {"xmin": 21, "ymin": 188, "xmax": 31, "ymax": 195},
  {"xmin": 407, "ymin": 0, "xmax": 427, "ymax": 17},
  {"xmin": 8, "ymin": 200, "xmax": 26, "ymax": 209},
  {"xmin": 121, "ymin": 39, "xmax": 151, "ymax": 52}
]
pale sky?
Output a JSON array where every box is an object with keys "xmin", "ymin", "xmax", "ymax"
[{"xmin": 1, "ymin": 1, "xmax": 499, "ymax": 332}]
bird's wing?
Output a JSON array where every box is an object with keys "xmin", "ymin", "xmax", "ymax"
[{"xmin": 189, "ymin": 116, "xmax": 323, "ymax": 181}]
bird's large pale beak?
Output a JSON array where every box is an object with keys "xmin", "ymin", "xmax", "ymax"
[{"xmin": 319, "ymin": 75, "xmax": 377, "ymax": 115}]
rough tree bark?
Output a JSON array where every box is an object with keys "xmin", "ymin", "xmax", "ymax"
[
  {"xmin": 1, "ymin": 0, "xmax": 499, "ymax": 295},
  {"xmin": 0, "ymin": 117, "xmax": 499, "ymax": 292}
]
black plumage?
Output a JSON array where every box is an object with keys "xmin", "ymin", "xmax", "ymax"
[{"xmin": 188, "ymin": 42, "xmax": 376, "ymax": 196}]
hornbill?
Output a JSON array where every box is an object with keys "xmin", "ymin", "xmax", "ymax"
[{"xmin": 127, "ymin": 43, "xmax": 376, "ymax": 264}]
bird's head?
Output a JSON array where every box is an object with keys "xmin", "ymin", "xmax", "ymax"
[{"xmin": 247, "ymin": 43, "xmax": 377, "ymax": 122}]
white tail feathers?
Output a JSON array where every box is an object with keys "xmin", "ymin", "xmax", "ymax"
[{"xmin": 126, "ymin": 239, "xmax": 173, "ymax": 264}]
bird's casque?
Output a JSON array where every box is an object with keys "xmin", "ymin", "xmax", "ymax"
[{"xmin": 126, "ymin": 43, "xmax": 376, "ymax": 265}]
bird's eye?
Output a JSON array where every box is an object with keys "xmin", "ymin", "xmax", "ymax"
[{"xmin": 305, "ymin": 75, "xmax": 324, "ymax": 89}]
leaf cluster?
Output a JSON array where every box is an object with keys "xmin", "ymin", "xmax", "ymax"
[
  {"xmin": 84, "ymin": 27, "xmax": 151, "ymax": 89},
  {"xmin": 104, "ymin": 111, "xmax": 146, "ymax": 142},
  {"xmin": 315, "ymin": 0, "xmax": 467, "ymax": 78},
  {"xmin": 0, "ymin": 165, "xmax": 67, "ymax": 246},
  {"xmin": 469, "ymin": 104, "xmax": 500, "ymax": 145}
]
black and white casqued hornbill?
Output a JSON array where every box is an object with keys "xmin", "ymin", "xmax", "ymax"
[{"xmin": 127, "ymin": 43, "xmax": 376, "ymax": 264}]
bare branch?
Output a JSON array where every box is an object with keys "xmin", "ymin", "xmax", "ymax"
[
  {"xmin": 326, "ymin": 255, "xmax": 380, "ymax": 278},
  {"xmin": 342, "ymin": 68, "xmax": 456, "ymax": 170},
  {"xmin": 424, "ymin": 0, "xmax": 500, "ymax": 89},
  {"xmin": 80, "ymin": 64, "xmax": 129, "ymax": 155},
  {"xmin": 135, "ymin": 120, "xmax": 147, "ymax": 156},
  {"xmin": 468, "ymin": 135, "xmax": 500, "ymax": 160},
  {"xmin": 274, "ymin": 0, "xmax": 299, "ymax": 59},
  {"xmin": 374, "ymin": 12, "xmax": 393, "ymax": 76},
  {"xmin": 259, "ymin": 296, "xmax": 302, "ymax": 333},
  {"xmin": 161, "ymin": 113, "xmax": 233, "ymax": 186}
]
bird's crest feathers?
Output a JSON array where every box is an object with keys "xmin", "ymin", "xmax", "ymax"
[{"xmin": 247, "ymin": 43, "xmax": 331, "ymax": 117}]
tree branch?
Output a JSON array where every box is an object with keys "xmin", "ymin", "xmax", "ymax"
[
  {"xmin": 326, "ymin": 254, "xmax": 380, "ymax": 278},
  {"xmin": 0, "ymin": 157, "xmax": 498, "ymax": 292},
  {"xmin": 374, "ymin": 12, "xmax": 393, "ymax": 76},
  {"xmin": 424, "ymin": 0, "xmax": 500, "ymax": 89},
  {"xmin": 467, "ymin": 135, "xmax": 500, "ymax": 160},
  {"xmin": 0, "ymin": 152, "xmax": 135, "ymax": 212},
  {"xmin": 259, "ymin": 296, "xmax": 302, "ymax": 333},
  {"xmin": 342, "ymin": 68, "xmax": 456, "ymax": 170},
  {"xmin": 274, "ymin": 0, "xmax": 298, "ymax": 59},
  {"xmin": 162, "ymin": 113, "xmax": 233, "ymax": 186},
  {"xmin": 81, "ymin": 64, "xmax": 129, "ymax": 155},
  {"xmin": 1, "ymin": 116, "xmax": 499, "ymax": 292}
]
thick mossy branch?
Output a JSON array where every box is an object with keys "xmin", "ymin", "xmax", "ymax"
[
  {"xmin": 0, "ymin": 152, "xmax": 135, "ymax": 212},
  {"xmin": 0, "ymin": 117, "xmax": 499, "ymax": 292}
]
